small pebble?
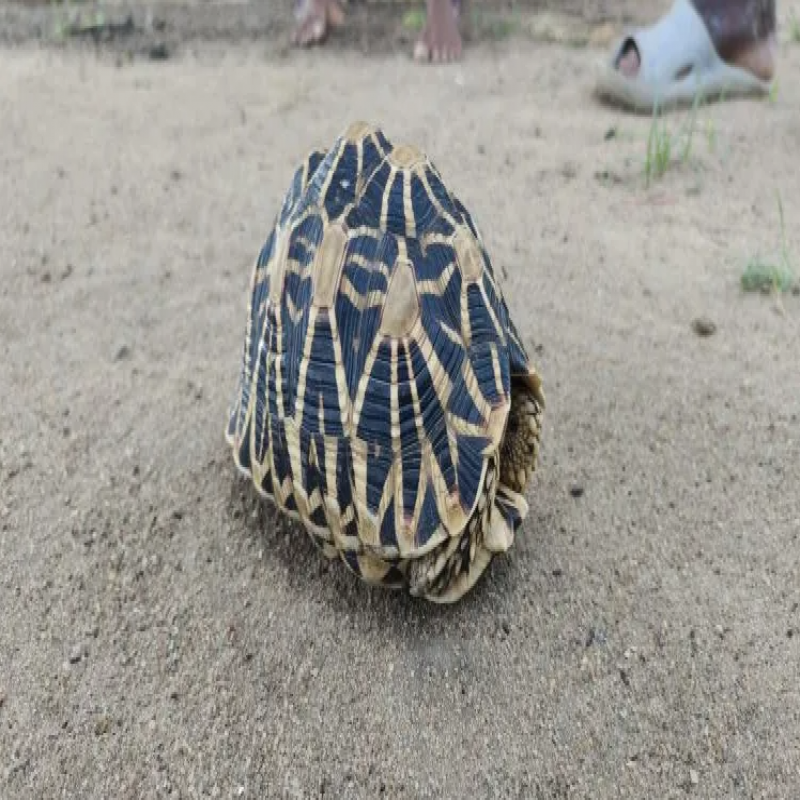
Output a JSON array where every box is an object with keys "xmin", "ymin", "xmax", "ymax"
[
  {"xmin": 689, "ymin": 769, "xmax": 699, "ymax": 786},
  {"xmin": 691, "ymin": 316, "xmax": 716, "ymax": 337},
  {"xmin": 569, "ymin": 484, "xmax": 584, "ymax": 498},
  {"xmin": 114, "ymin": 345, "xmax": 131, "ymax": 362},
  {"xmin": 69, "ymin": 644, "xmax": 84, "ymax": 664}
]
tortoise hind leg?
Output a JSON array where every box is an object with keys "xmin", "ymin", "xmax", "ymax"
[
  {"xmin": 407, "ymin": 512, "xmax": 493, "ymax": 604},
  {"xmin": 407, "ymin": 458, "xmax": 500, "ymax": 603}
]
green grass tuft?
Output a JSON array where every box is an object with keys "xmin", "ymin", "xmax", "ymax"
[
  {"xmin": 644, "ymin": 102, "xmax": 672, "ymax": 186},
  {"xmin": 741, "ymin": 260, "xmax": 796, "ymax": 293},
  {"xmin": 789, "ymin": 11, "xmax": 800, "ymax": 43},
  {"xmin": 469, "ymin": 7, "xmax": 520, "ymax": 40},
  {"xmin": 401, "ymin": 8, "xmax": 425, "ymax": 33},
  {"xmin": 741, "ymin": 194, "xmax": 797, "ymax": 294},
  {"xmin": 644, "ymin": 92, "xmax": 704, "ymax": 186}
]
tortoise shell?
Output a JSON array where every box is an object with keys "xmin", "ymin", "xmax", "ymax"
[{"xmin": 226, "ymin": 121, "xmax": 544, "ymax": 603}]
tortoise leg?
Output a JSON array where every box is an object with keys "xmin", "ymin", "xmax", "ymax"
[
  {"xmin": 407, "ymin": 506, "xmax": 493, "ymax": 603},
  {"xmin": 499, "ymin": 380, "xmax": 543, "ymax": 497},
  {"xmin": 407, "ymin": 457, "xmax": 499, "ymax": 603},
  {"xmin": 413, "ymin": 0, "xmax": 463, "ymax": 63},
  {"xmin": 616, "ymin": 0, "xmax": 776, "ymax": 82},
  {"xmin": 292, "ymin": 0, "xmax": 345, "ymax": 48}
]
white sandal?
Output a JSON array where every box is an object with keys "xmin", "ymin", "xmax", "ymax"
[{"xmin": 594, "ymin": 0, "xmax": 774, "ymax": 113}]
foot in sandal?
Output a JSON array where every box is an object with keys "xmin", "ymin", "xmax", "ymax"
[{"xmin": 595, "ymin": 0, "xmax": 777, "ymax": 112}]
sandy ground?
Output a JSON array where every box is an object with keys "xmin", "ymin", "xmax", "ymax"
[{"xmin": 2, "ymin": 4, "xmax": 800, "ymax": 798}]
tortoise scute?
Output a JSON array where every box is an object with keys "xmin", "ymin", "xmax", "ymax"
[
  {"xmin": 226, "ymin": 122, "xmax": 545, "ymax": 603},
  {"xmin": 379, "ymin": 259, "xmax": 419, "ymax": 338}
]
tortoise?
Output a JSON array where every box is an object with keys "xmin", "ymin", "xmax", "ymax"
[{"xmin": 225, "ymin": 121, "xmax": 544, "ymax": 603}]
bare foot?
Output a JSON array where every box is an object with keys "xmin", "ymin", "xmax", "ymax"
[
  {"xmin": 414, "ymin": 0, "xmax": 462, "ymax": 63},
  {"xmin": 292, "ymin": 0, "xmax": 344, "ymax": 48}
]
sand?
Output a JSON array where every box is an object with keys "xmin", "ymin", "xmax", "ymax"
[{"xmin": 1, "ymin": 2, "xmax": 800, "ymax": 797}]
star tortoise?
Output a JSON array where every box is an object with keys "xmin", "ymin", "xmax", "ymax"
[{"xmin": 226, "ymin": 121, "xmax": 545, "ymax": 603}]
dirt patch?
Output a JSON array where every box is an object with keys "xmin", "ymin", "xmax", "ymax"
[{"xmin": 2, "ymin": 2, "xmax": 800, "ymax": 798}]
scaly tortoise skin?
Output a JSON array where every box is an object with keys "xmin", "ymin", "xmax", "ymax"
[{"xmin": 226, "ymin": 121, "xmax": 544, "ymax": 603}]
